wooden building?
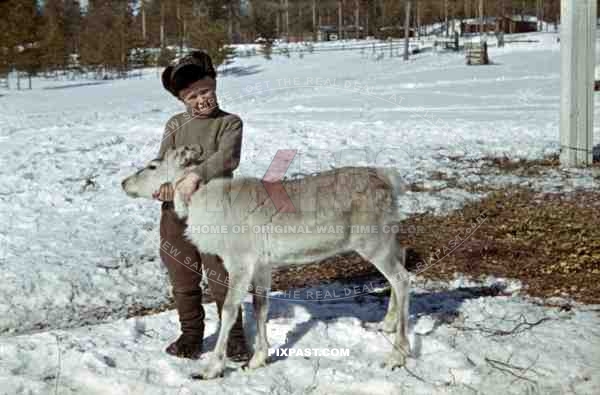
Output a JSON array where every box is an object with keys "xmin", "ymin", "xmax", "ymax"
[
  {"xmin": 460, "ymin": 18, "xmax": 497, "ymax": 34},
  {"xmin": 376, "ymin": 26, "xmax": 415, "ymax": 39},
  {"xmin": 496, "ymin": 15, "xmax": 539, "ymax": 34}
]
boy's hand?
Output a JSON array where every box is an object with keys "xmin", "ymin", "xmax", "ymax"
[
  {"xmin": 175, "ymin": 173, "xmax": 202, "ymax": 203},
  {"xmin": 153, "ymin": 183, "xmax": 174, "ymax": 202}
]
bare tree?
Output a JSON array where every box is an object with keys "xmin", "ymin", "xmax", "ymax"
[
  {"xmin": 312, "ymin": 0, "xmax": 318, "ymax": 40},
  {"xmin": 286, "ymin": 0, "xmax": 290, "ymax": 39},
  {"xmin": 338, "ymin": 0, "xmax": 343, "ymax": 39},
  {"xmin": 160, "ymin": 0, "xmax": 166, "ymax": 48},
  {"xmin": 404, "ymin": 0, "xmax": 410, "ymax": 60},
  {"xmin": 355, "ymin": 0, "xmax": 360, "ymax": 38},
  {"xmin": 64, "ymin": 0, "xmax": 82, "ymax": 56},
  {"xmin": 140, "ymin": 0, "xmax": 147, "ymax": 41}
]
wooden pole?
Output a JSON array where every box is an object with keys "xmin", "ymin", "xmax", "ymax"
[
  {"xmin": 403, "ymin": 0, "xmax": 410, "ymax": 60},
  {"xmin": 560, "ymin": 0, "xmax": 596, "ymax": 167}
]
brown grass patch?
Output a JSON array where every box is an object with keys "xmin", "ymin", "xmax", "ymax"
[{"xmin": 402, "ymin": 188, "xmax": 600, "ymax": 304}]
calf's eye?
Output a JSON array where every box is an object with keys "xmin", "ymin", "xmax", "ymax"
[{"xmin": 148, "ymin": 165, "xmax": 157, "ymax": 170}]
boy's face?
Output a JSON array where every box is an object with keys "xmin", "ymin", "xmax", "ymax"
[{"xmin": 179, "ymin": 77, "xmax": 218, "ymax": 117}]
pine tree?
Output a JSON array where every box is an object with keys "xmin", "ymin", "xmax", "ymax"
[
  {"xmin": 80, "ymin": 0, "xmax": 137, "ymax": 78},
  {"xmin": 64, "ymin": 0, "xmax": 83, "ymax": 57},
  {"xmin": 248, "ymin": 0, "xmax": 278, "ymax": 40},
  {"xmin": 187, "ymin": 16, "xmax": 233, "ymax": 67},
  {"xmin": 0, "ymin": 1, "xmax": 16, "ymax": 80},
  {"xmin": 0, "ymin": 0, "xmax": 40, "ymax": 88},
  {"xmin": 41, "ymin": 0, "xmax": 68, "ymax": 71}
]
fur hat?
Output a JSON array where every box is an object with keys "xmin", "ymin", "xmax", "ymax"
[{"xmin": 161, "ymin": 51, "xmax": 217, "ymax": 98}]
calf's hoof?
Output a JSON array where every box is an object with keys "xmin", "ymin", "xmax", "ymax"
[
  {"xmin": 363, "ymin": 321, "xmax": 397, "ymax": 334},
  {"xmin": 191, "ymin": 355, "xmax": 226, "ymax": 380},
  {"xmin": 382, "ymin": 351, "xmax": 406, "ymax": 370},
  {"xmin": 245, "ymin": 350, "xmax": 268, "ymax": 370}
]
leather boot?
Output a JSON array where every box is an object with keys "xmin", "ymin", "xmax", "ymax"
[{"xmin": 165, "ymin": 334, "xmax": 203, "ymax": 359}]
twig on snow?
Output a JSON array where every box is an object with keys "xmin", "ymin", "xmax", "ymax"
[
  {"xmin": 485, "ymin": 356, "xmax": 540, "ymax": 384},
  {"xmin": 303, "ymin": 358, "xmax": 321, "ymax": 394},
  {"xmin": 51, "ymin": 333, "xmax": 62, "ymax": 395},
  {"xmin": 454, "ymin": 316, "xmax": 551, "ymax": 337}
]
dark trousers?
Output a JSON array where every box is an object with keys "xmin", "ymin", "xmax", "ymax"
[{"xmin": 159, "ymin": 202, "xmax": 244, "ymax": 343}]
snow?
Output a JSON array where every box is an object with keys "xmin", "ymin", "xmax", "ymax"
[
  {"xmin": 1, "ymin": 277, "xmax": 599, "ymax": 394},
  {"xmin": 0, "ymin": 32, "xmax": 599, "ymax": 393}
]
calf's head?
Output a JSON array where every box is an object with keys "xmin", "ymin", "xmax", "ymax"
[{"xmin": 121, "ymin": 145, "xmax": 204, "ymax": 198}]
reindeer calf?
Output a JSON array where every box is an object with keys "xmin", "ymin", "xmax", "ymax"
[{"xmin": 122, "ymin": 146, "xmax": 410, "ymax": 379}]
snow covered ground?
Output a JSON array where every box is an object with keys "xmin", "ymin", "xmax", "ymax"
[
  {"xmin": 1, "ymin": 277, "xmax": 599, "ymax": 394},
  {"xmin": 1, "ymin": 32, "xmax": 599, "ymax": 393}
]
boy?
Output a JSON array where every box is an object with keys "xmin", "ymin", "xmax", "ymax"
[{"xmin": 155, "ymin": 51, "xmax": 248, "ymax": 361}]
